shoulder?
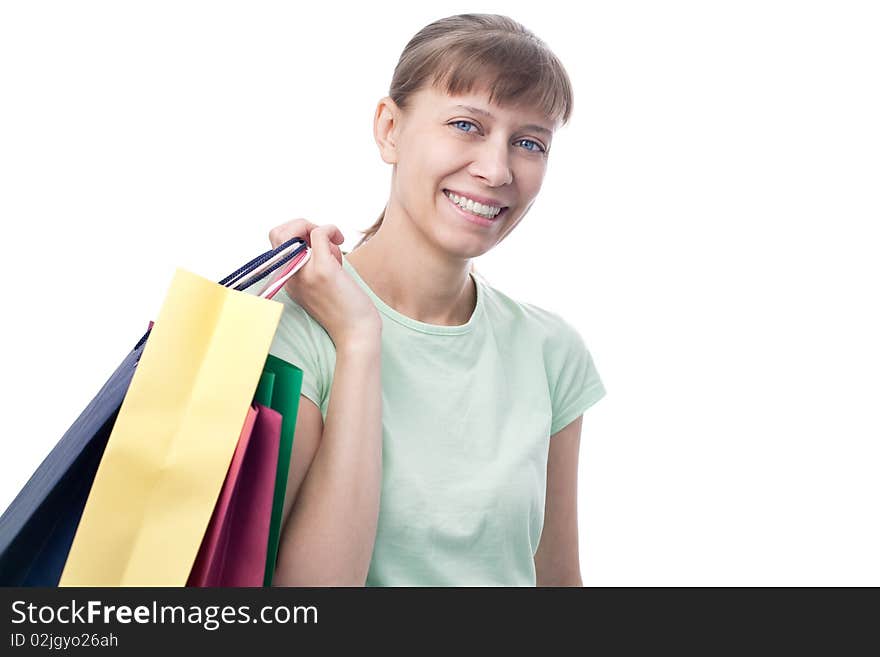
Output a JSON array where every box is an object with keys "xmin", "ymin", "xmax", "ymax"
[
  {"xmin": 240, "ymin": 283, "xmax": 336, "ymax": 410},
  {"xmin": 240, "ymin": 281, "xmax": 328, "ymax": 339},
  {"xmin": 239, "ymin": 283, "xmax": 335, "ymax": 365},
  {"xmin": 272, "ymin": 289, "xmax": 328, "ymax": 336},
  {"xmin": 477, "ymin": 275, "xmax": 604, "ymax": 427},
  {"xmin": 476, "ymin": 273, "xmax": 583, "ymax": 346}
]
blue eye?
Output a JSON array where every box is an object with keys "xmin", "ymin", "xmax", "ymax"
[
  {"xmin": 449, "ymin": 121, "xmax": 547, "ymax": 154},
  {"xmin": 516, "ymin": 138, "xmax": 546, "ymax": 153},
  {"xmin": 451, "ymin": 120, "xmax": 478, "ymax": 133}
]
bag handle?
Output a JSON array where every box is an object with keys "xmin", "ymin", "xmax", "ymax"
[
  {"xmin": 220, "ymin": 236, "xmax": 307, "ymax": 289},
  {"xmin": 258, "ymin": 248, "xmax": 312, "ymax": 300},
  {"xmin": 132, "ymin": 237, "xmax": 311, "ymax": 351}
]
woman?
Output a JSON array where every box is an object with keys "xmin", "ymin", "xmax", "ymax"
[{"xmin": 256, "ymin": 13, "xmax": 606, "ymax": 586}]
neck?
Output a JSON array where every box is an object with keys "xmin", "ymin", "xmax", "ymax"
[{"xmin": 346, "ymin": 212, "xmax": 476, "ymax": 327}]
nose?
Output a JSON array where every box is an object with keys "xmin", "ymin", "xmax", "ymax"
[{"xmin": 469, "ymin": 135, "xmax": 514, "ymax": 187}]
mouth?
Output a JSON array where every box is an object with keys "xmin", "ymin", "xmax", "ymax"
[{"xmin": 442, "ymin": 189, "xmax": 510, "ymax": 227}]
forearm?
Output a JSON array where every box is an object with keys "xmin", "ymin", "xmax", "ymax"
[
  {"xmin": 274, "ymin": 334, "xmax": 383, "ymax": 586},
  {"xmin": 535, "ymin": 570, "xmax": 584, "ymax": 587}
]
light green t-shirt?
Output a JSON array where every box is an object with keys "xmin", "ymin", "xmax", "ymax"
[{"xmin": 251, "ymin": 254, "xmax": 606, "ymax": 586}]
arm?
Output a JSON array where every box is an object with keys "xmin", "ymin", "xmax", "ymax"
[
  {"xmin": 534, "ymin": 415, "xmax": 584, "ymax": 587},
  {"xmin": 272, "ymin": 333, "xmax": 383, "ymax": 586}
]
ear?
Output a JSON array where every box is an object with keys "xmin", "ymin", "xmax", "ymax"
[{"xmin": 374, "ymin": 96, "xmax": 401, "ymax": 165}]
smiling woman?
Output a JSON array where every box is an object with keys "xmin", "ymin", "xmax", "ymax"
[
  {"xmin": 256, "ymin": 13, "xmax": 606, "ymax": 588},
  {"xmin": 354, "ymin": 13, "xmax": 571, "ymax": 251}
]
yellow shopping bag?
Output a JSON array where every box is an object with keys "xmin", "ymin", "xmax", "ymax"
[{"xmin": 59, "ymin": 268, "xmax": 283, "ymax": 586}]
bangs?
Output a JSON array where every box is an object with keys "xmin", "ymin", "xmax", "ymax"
[{"xmin": 423, "ymin": 37, "xmax": 573, "ymax": 127}]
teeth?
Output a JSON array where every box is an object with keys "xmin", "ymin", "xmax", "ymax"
[{"xmin": 445, "ymin": 190, "xmax": 502, "ymax": 218}]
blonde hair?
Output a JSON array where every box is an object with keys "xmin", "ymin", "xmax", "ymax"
[{"xmin": 354, "ymin": 13, "xmax": 575, "ymax": 254}]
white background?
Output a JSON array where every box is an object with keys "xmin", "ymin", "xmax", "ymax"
[{"xmin": 1, "ymin": 1, "xmax": 878, "ymax": 586}]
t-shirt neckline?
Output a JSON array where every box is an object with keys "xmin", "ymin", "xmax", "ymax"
[{"xmin": 342, "ymin": 253, "xmax": 483, "ymax": 335}]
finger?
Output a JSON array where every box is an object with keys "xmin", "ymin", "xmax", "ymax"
[
  {"xmin": 328, "ymin": 242, "xmax": 343, "ymax": 265},
  {"xmin": 309, "ymin": 225, "xmax": 344, "ymax": 266},
  {"xmin": 269, "ymin": 218, "xmax": 319, "ymax": 249},
  {"xmin": 314, "ymin": 223, "xmax": 344, "ymax": 246},
  {"xmin": 307, "ymin": 225, "xmax": 337, "ymax": 262},
  {"xmin": 326, "ymin": 225, "xmax": 344, "ymax": 263}
]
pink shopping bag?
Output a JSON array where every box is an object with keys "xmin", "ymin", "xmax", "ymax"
[{"xmin": 187, "ymin": 403, "xmax": 283, "ymax": 587}]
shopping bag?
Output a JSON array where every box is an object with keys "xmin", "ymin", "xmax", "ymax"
[
  {"xmin": 58, "ymin": 268, "xmax": 283, "ymax": 586},
  {"xmin": 187, "ymin": 403, "xmax": 283, "ymax": 587},
  {"xmin": 260, "ymin": 354, "xmax": 304, "ymax": 586},
  {"xmin": 190, "ymin": 354, "xmax": 302, "ymax": 587},
  {"xmin": 0, "ymin": 236, "xmax": 309, "ymax": 587},
  {"xmin": 254, "ymin": 369, "xmax": 276, "ymax": 408},
  {"xmin": 0, "ymin": 329, "xmax": 151, "ymax": 586}
]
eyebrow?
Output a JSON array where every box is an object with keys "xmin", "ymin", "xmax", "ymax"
[{"xmin": 450, "ymin": 104, "xmax": 554, "ymax": 136}]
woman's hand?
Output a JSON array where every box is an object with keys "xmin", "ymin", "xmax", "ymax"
[{"xmin": 268, "ymin": 219, "xmax": 381, "ymax": 347}]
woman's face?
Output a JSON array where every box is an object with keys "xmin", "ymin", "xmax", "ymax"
[{"xmin": 376, "ymin": 83, "xmax": 557, "ymax": 259}]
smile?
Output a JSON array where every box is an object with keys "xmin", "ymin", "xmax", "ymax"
[{"xmin": 443, "ymin": 190, "xmax": 509, "ymax": 227}]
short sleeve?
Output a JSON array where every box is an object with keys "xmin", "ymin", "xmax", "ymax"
[
  {"xmin": 241, "ymin": 281, "xmax": 334, "ymax": 413},
  {"xmin": 545, "ymin": 316, "xmax": 607, "ymax": 435}
]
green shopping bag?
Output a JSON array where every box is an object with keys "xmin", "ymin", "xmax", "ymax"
[{"xmin": 258, "ymin": 355, "xmax": 303, "ymax": 586}]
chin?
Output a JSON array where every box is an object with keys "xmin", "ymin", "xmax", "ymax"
[
  {"xmin": 421, "ymin": 209, "xmax": 505, "ymax": 261},
  {"xmin": 435, "ymin": 232, "xmax": 496, "ymax": 260}
]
